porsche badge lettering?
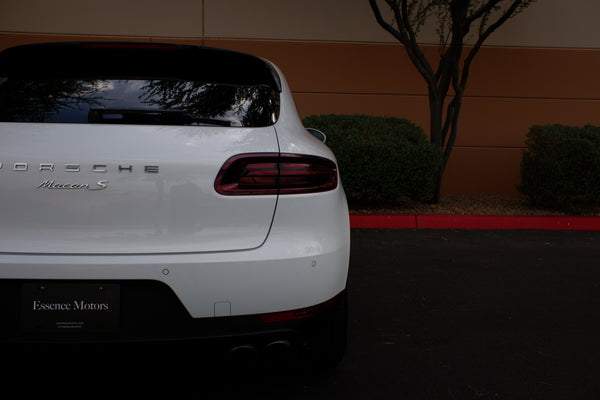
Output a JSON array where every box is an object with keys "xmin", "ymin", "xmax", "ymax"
[
  {"xmin": 0, "ymin": 162, "xmax": 160, "ymax": 191},
  {"xmin": 0, "ymin": 162, "xmax": 159, "ymax": 174}
]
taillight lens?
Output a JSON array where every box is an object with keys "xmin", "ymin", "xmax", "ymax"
[{"xmin": 215, "ymin": 153, "xmax": 338, "ymax": 195}]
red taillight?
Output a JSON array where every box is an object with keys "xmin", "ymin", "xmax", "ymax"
[{"xmin": 215, "ymin": 153, "xmax": 338, "ymax": 196}]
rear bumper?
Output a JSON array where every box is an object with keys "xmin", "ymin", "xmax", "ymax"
[
  {"xmin": 0, "ymin": 187, "xmax": 350, "ymax": 362},
  {"xmin": 0, "ymin": 279, "xmax": 346, "ymax": 362},
  {"xmin": 0, "ymin": 190, "xmax": 350, "ymax": 320}
]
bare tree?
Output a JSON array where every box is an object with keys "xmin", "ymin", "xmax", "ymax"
[{"xmin": 369, "ymin": 0, "xmax": 536, "ymax": 202}]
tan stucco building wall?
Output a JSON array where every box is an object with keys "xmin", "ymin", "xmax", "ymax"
[{"xmin": 2, "ymin": 0, "xmax": 599, "ymax": 195}]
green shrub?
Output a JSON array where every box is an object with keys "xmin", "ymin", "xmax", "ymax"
[
  {"xmin": 519, "ymin": 124, "xmax": 600, "ymax": 214},
  {"xmin": 302, "ymin": 114, "xmax": 441, "ymax": 205}
]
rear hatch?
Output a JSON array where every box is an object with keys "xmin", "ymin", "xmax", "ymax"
[{"xmin": 0, "ymin": 42, "xmax": 282, "ymax": 254}]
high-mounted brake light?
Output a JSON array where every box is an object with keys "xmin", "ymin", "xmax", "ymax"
[{"xmin": 215, "ymin": 153, "xmax": 338, "ymax": 196}]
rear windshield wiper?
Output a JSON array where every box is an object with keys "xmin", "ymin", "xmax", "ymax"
[{"xmin": 88, "ymin": 109, "xmax": 232, "ymax": 126}]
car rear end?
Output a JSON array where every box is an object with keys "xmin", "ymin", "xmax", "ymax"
[{"xmin": 0, "ymin": 42, "xmax": 350, "ymax": 365}]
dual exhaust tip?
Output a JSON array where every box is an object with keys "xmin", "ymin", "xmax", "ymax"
[{"xmin": 228, "ymin": 340, "xmax": 295, "ymax": 365}]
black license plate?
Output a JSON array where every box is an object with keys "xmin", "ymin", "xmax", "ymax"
[{"xmin": 21, "ymin": 282, "xmax": 120, "ymax": 332}]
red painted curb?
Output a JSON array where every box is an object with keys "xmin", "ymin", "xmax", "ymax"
[
  {"xmin": 349, "ymin": 214, "xmax": 600, "ymax": 231},
  {"xmin": 349, "ymin": 214, "xmax": 416, "ymax": 229}
]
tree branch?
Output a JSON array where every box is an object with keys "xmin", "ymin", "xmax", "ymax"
[
  {"xmin": 369, "ymin": 0, "xmax": 436, "ymax": 87},
  {"xmin": 461, "ymin": 0, "xmax": 524, "ymax": 88},
  {"xmin": 465, "ymin": 0, "xmax": 503, "ymax": 27}
]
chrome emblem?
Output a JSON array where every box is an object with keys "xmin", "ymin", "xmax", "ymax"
[
  {"xmin": 1, "ymin": 161, "xmax": 160, "ymax": 192},
  {"xmin": 37, "ymin": 180, "xmax": 109, "ymax": 191},
  {"xmin": 1, "ymin": 162, "xmax": 159, "ymax": 173}
]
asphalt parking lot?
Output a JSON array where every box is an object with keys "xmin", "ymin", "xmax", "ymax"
[
  {"xmin": 7, "ymin": 228, "xmax": 600, "ymax": 399},
  {"xmin": 235, "ymin": 228, "xmax": 599, "ymax": 400},
  {"xmin": 340, "ymin": 229, "xmax": 600, "ymax": 400}
]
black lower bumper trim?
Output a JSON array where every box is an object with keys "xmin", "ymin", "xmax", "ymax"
[{"xmin": 0, "ymin": 279, "xmax": 346, "ymax": 353}]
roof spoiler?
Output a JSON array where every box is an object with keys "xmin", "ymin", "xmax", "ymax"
[{"xmin": 0, "ymin": 41, "xmax": 282, "ymax": 91}]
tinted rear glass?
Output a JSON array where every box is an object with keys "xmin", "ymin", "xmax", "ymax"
[
  {"xmin": 0, "ymin": 42, "xmax": 281, "ymax": 127},
  {"xmin": 0, "ymin": 78, "xmax": 279, "ymax": 127}
]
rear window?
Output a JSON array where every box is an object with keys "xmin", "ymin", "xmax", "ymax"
[
  {"xmin": 0, "ymin": 42, "xmax": 281, "ymax": 127},
  {"xmin": 0, "ymin": 78, "xmax": 279, "ymax": 127}
]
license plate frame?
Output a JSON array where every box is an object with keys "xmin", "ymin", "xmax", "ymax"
[{"xmin": 20, "ymin": 281, "xmax": 120, "ymax": 333}]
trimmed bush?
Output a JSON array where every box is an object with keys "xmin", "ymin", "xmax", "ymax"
[
  {"xmin": 302, "ymin": 114, "xmax": 441, "ymax": 205},
  {"xmin": 519, "ymin": 124, "xmax": 600, "ymax": 214}
]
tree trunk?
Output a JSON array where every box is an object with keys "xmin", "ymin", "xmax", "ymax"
[
  {"xmin": 368, "ymin": 0, "xmax": 534, "ymax": 205},
  {"xmin": 429, "ymin": 90, "xmax": 445, "ymax": 203}
]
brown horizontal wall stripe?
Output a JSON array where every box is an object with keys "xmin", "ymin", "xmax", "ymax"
[
  {"xmin": 441, "ymin": 147, "xmax": 525, "ymax": 195},
  {"xmin": 205, "ymin": 39, "xmax": 600, "ymax": 100},
  {"xmin": 454, "ymin": 97, "xmax": 600, "ymax": 147},
  {"xmin": 296, "ymin": 93, "xmax": 600, "ymax": 148},
  {"xmin": 204, "ymin": 39, "xmax": 431, "ymax": 95},
  {"xmin": 2, "ymin": 33, "xmax": 598, "ymax": 195},
  {"xmin": 294, "ymin": 93, "xmax": 431, "ymax": 132},
  {"xmin": 467, "ymin": 47, "xmax": 600, "ymax": 100}
]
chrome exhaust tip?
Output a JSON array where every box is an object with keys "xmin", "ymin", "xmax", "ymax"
[
  {"xmin": 264, "ymin": 340, "xmax": 294, "ymax": 362},
  {"xmin": 229, "ymin": 344, "xmax": 259, "ymax": 363}
]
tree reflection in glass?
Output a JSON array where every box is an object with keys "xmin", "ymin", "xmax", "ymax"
[
  {"xmin": 0, "ymin": 78, "xmax": 103, "ymax": 123},
  {"xmin": 0, "ymin": 77, "xmax": 280, "ymax": 127},
  {"xmin": 140, "ymin": 81, "xmax": 279, "ymax": 127}
]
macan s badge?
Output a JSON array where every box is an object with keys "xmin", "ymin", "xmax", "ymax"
[
  {"xmin": 37, "ymin": 179, "xmax": 110, "ymax": 191},
  {"xmin": 0, "ymin": 162, "xmax": 160, "ymax": 191}
]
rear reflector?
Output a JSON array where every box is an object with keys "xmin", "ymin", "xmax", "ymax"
[
  {"xmin": 259, "ymin": 294, "xmax": 341, "ymax": 324},
  {"xmin": 215, "ymin": 153, "xmax": 338, "ymax": 195}
]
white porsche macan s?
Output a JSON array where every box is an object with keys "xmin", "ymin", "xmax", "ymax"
[{"xmin": 0, "ymin": 42, "xmax": 350, "ymax": 366}]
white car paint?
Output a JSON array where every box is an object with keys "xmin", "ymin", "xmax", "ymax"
[{"xmin": 0, "ymin": 45, "xmax": 350, "ymax": 323}]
